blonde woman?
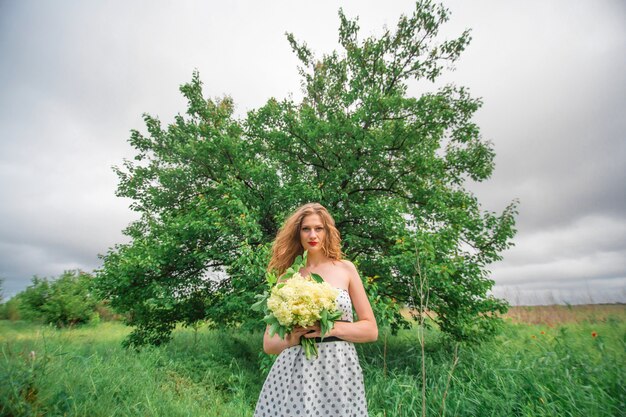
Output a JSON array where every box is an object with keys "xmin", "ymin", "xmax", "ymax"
[{"xmin": 253, "ymin": 202, "xmax": 378, "ymax": 417}]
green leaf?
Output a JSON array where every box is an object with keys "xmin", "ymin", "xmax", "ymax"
[
  {"xmin": 310, "ymin": 273, "xmax": 324, "ymax": 284},
  {"xmin": 269, "ymin": 322, "xmax": 279, "ymax": 337},
  {"xmin": 250, "ymin": 300, "xmax": 264, "ymax": 312}
]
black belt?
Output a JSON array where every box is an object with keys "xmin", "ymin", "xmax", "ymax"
[
  {"xmin": 302, "ymin": 336, "xmax": 343, "ymax": 344},
  {"xmin": 299, "ymin": 320, "xmax": 349, "ymax": 344}
]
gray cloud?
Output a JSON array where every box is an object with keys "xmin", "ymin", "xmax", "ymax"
[{"xmin": 1, "ymin": 1, "xmax": 624, "ymax": 304}]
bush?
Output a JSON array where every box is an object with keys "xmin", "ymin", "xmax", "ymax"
[
  {"xmin": 16, "ymin": 276, "xmax": 50, "ymax": 322},
  {"xmin": 94, "ymin": 299, "xmax": 123, "ymax": 322},
  {"xmin": 0, "ymin": 296, "xmax": 21, "ymax": 320},
  {"xmin": 17, "ymin": 270, "xmax": 98, "ymax": 327}
]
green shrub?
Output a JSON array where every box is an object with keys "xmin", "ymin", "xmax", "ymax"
[
  {"xmin": 17, "ymin": 270, "xmax": 98, "ymax": 327},
  {"xmin": 17, "ymin": 276, "xmax": 50, "ymax": 322},
  {"xmin": 0, "ymin": 296, "xmax": 22, "ymax": 321}
]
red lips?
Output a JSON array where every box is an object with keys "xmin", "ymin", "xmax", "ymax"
[{"xmin": 308, "ymin": 242, "xmax": 318, "ymax": 246}]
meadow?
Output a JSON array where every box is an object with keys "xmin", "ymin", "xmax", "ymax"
[{"xmin": 1, "ymin": 305, "xmax": 624, "ymax": 417}]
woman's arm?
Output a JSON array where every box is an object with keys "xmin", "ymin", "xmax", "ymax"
[
  {"xmin": 304, "ymin": 260, "xmax": 378, "ymax": 343},
  {"xmin": 263, "ymin": 325, "xmax": 297, "ymax": 355}
]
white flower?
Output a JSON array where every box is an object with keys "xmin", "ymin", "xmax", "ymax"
[{"xmin": 267, "ymin": 274, "xmax": 339, "ymax": 327}]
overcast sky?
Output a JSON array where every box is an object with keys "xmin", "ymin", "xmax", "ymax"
[{"xmin": 0, "ymin": 1, "xmax": 624, "ymax": 305}]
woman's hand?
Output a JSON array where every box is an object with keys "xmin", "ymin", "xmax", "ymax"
[
  {"xmin": 287, "ymin": 324, "xmax": 321, "ymax": 346},
  {"xmin": 301, "ymin": 322, "xmax": 336, "ymax": 339}
]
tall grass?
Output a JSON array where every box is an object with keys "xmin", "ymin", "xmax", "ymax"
[
  {"xmin": 1, "ymin": 322, "xmax": 263, "ymax": 416},
  {"xmin": 359, "ymin": 317, "xmax": 625, "ymax": 416},
  {"xmin": 1, "ymin": 306, "xmax": 624, "ymax": 416}
]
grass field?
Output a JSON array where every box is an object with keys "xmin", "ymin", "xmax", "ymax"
[{"xmin": 1, "ymin": 305, "xmax": 624, "ymax": 417}]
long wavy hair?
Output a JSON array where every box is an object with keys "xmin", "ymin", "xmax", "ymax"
[{"xmin": 267, "ymin": 202, "xmax": 344, "ymax": 275}]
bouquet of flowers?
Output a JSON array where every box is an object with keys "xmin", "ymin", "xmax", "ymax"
[{"xmin": 251, "ymin": 250, "xmax": 343, "ymax": 359}]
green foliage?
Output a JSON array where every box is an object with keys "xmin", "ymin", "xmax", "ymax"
[
  {"xmin": 96, "ymin": 0, "xmax": 518, "ymax": 347},
  {"xmin": 16, "ymin": 277, "xmax": 51, "ymax": 322},
  {"xmin": 16, "ymin": 270, "xmax": 98, "ymax": 327},
  {"xmin": 0, "ymin": 296, "xmax": 22, "ymax": 321}
]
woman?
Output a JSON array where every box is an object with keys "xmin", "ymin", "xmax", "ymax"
[{"xmin": 253, "ymin": 202, "xmax": 378, "ymax": 417}]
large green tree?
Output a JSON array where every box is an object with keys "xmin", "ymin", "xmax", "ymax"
[{"xmin": 96, "ymin": 1, "xmax": 518, "ymax": 347}]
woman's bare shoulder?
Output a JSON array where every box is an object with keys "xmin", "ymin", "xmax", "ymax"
[
  {"xmin": 338, "ymin": 259, "xmax": 357, "ymax": 273},
  {"xmin": 336, "ymin": 260, "xmax": 360, "ymax": 283}
]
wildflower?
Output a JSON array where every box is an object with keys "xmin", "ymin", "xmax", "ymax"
[
  {"xmin": 29, "ymin": 351, "xmax": 36, "ymax": 361},
  {"xmin": 591, "ymin": 331, "xmax": 597, "ymax": 338},
  {"xmin": 267, "ymin": 273, "xmax": 338, "ymax": 328},
  {"xmin": 540, "ymin": 331, "xmax": 545, "ymax": 335}
]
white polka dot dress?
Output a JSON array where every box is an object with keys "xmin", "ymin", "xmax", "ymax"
[{"xmin": 253, "ymin": 288, "xmax": 369, "ymax": 417}]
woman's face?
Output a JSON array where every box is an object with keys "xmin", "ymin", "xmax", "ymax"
[{"xmin": 300, "ymin": 213, "xmax": 326, "ymax": 252}]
